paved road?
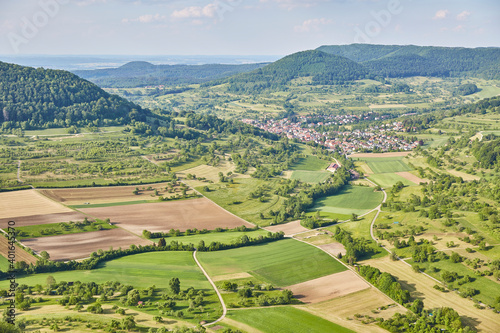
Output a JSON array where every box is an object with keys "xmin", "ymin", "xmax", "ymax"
[{"xmin": 192, "ymin": 250, "xmax": 227, "ymax": 326}]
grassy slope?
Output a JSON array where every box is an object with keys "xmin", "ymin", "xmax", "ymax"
[
  {"xmin": 197, "ymin": 239, "xmax": 346, "ymax": 287},
  {"xmin": 290, "ymin": 156, "xmax": 331, "ymax": 171},
  {"xmin": 291, "ymin": 170, "xmax": 331, "ymax": 183},
  {"xmin": 227, "ymin": 307, "xmax": 355, "ymax": 333},
  {"xmin": 310, "ymin": 185, "xmax": 383, "ymax": 215}
]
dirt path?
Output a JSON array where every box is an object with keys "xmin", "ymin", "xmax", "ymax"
[{"xmin": 193, "ymin": 250, "xmax": 227, "ymax": 327}]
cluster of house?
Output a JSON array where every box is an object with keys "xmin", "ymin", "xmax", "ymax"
[{"xmin": 241, "ymin": 115, "xmax": 420, "ymax": 154}]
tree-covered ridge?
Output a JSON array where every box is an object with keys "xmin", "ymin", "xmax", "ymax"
[
  {"xmin": 73, "ymin": 61, "xmax": 268, "ymax": 88},
  {"xmin": 0, "ymin": 61, "xmax": 149, "ymax": 129},
  {"xmin": 207, "ymin": 50, "xmax": 372, "ymax": 93},
  {"xmin": 317, "ymin": 44, "xmax": 500, "ymax": 79}
]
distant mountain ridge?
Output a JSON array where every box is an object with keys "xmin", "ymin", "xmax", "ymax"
[
  {"xmin": 0, "ymin": 61, "xmax": 149, "ymax": 128},
  {"xmin": 316, "ymin": 44, "xmax": 500, "ymax": 79},
  {"xmin": 73, "ymin": 62, "xmax": 268, "ymax": 88},
  {"xmin": 209, "ymin": 50, "xmax": 372, "ymax": 93}
]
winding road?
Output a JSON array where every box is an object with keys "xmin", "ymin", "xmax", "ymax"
[{"xmin": 192, "ymin": 250, "xmax": 227, "ymax": 326}]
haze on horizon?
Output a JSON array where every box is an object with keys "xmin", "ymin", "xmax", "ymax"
[{"xmin": 0, "ymin": 0, "xmax": 499, "ymax": 56}]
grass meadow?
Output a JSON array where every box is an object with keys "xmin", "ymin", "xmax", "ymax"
[
  {"xmin": 362, "ymin": 158, "xmax": 413, "ymax": 174},
  {"xmin": 368, "ymin": 173, "xmax": 416, "ymax": 188},
  {"xmin": 197, "ymin": 239, "xmax": 346, "ymax": 287},
  {"xmin": 290, "ymin": 156, "xmax": 331, "ymax": 171},
  {"xmin": 291, "ymin": 170, "xmax": 331, "ymax": 183},
  {"xmin": 310, "ymin": 185, "xmax": 383, "ymax": 216},
  {"xmin": 226, "ymin": 306, "xmax": 355, "ymax": 333}
]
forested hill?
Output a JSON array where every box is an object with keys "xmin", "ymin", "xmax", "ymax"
[
  {"xmin": 209, "ymin": 50, "xmax": 372, "ymax": 93},
  {"xmin": 73, "ymin": 61, "xmax": 268, "ymax": 88},
  {"xmin": 0, "ymin": 61, "xmax": 149, "ymax": 129},
  {"xmin": 317, "ymin": 44, "xmax": 500, "ymax": 79}
]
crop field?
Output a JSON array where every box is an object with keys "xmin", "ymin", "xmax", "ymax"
[
  {"xmin": 290, "ymin": 156, "xmax": 331, "ymax": 171},
  {"xmin": 22, "ymin": 228, "xmax": 152, "ymax": 261},
  {"xmin": 310, "ymin": 185, "xmax": 383, "ymax": 216},
  {"xmin": 264, "ymin": 220, "xmax": 308, "ymax": 236},
  {"xmin": 395, "ymin": 171, "xmax": 426, "ymax": 184},
  {"xmin": 198, "ymin": 178, "xmax": 287, "ymax": 225},
  {"xmin": 368, "ymin": 173, "xmax": 416, "ymax": 188},
  {"xmin": 0, "ymin": 189, "xmax": 72, "ymax": 220},
  {"xmin": 349, "ymin": 152, "xmax": 411, "ymax": 158},
  {"xmin": 287, "ymin": 270, "xmax": 369, "ymax": 304},
  {"xmin": 176, "ymin": 159, "xmax": 238, "ymax": 184},
  {"xmin": 290, "ymin": 170, "xmax": 331, "ymax": 183},
  {"xmin": 0, "ymin": 211, "xmax": 89, "ymax": 228},
  {"xmin": 0, "ymin": 235, "xmax": 39, "ymax": 265},
  {"xmin": 40, "ymin": 182, "xmax": 189, "ymax": 206},
  {"xmin": 197, "ymin": 239, "xmax": 346, "ymax": 287},
  {"xmin": 226, "ymin": 306, "xmax": 354, "ymax": 333},
  {"xmin": 80, "ymin": 197, "xmax": 253, "ymax": 235},
  {"xmin": 361, "ymin": 158, "xmax": 413, "ymax": 174}
]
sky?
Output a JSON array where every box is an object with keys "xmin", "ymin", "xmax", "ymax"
[{"xmin": 0, "ymin": 0, "xmax": 499, "ymax": 55}]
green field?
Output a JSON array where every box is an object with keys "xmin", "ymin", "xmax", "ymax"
[
  {"xmin": 291, "ymin": 170, "xmax": 331, "ymax": 183},
  {"xmin": 0, "ymin": 252, "xmax": 209, "ymax": 290},
  {"xmin": 226, "ymin": 307, "xmax": 354, "ymax": 333},
  {"xmin": 11, "ymin": 220, "xmax": 117, "ymax": 239},
  {"xmin": 290, "ymin": 156, "xmax": 331, "ymax": 171},
  {"xmin": 310, "ymin": 185, "xmax": 383, "ymax": 216},
  {"xmin": 152, "ymin": 229, "xmax": 270, "ymax": 246},
  {"xmin": 361, "ymin": 157, "xmax": 413, "ymax": 174},
  {"xmin": 198, "ymin": 178, "xmax": 287, "ymax": 225},
  {"xmin": 368, "ymin": 173, "xmax": 416, "ymax": 188},
  {"xmin": 197, "ymin": 239, "xmax": 346, "ymax": 287}
]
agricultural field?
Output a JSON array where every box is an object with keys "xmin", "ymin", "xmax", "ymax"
[
  {"xmin": 265, "ymin": 220, "xmax": 308, "ymax": 236},
  {"xmin": 368, "ymin": 173, "xmax": 416, "ymax": 188},
  {"xmin": 0, "ymin": 251, "xmax": 223, "ymax": 326},
  {"xmin": 198, "ymin": 178, "xmax": 288, "ymax": 225},
  {"xmin": 0, "ymin": 235, "xmax": 39, "ymax": 265},
  {"xmin": 360, "ymin": 157, "xmax": 413, "ymax": 174},
  {"xmin": 22, "ymin": 229, "xmax": 152, "ymax": 261},
  {"xmin": 40, "ymin": 182, "xmax": 191, "ymax": 206},
  {"xmin": 11, "ymin": 219, "xmax": 116, "ymax": 239},
  {"xmin": 290, "ymin": 170, "xmax": 331, "ymax": 183},
  {"xmin": 226, "ymin": 306, "xmax": 355, "ymax": 333},
  {"xmin": 79, "ymin": 197, "xmax": 253, "ymax": 235},
  {"xmin": 287, "ymin": 270, "xmax": 369, "ymax": 304},
  {"xmin": 0, "ymin": 189, "xmax": 72, "ymax": 220},
  {"xmin": 310, "ymin": 185, "xmax": 383, "ymax": 216},
  {"xmin": 197, "ymin": 239, "xmax": 346, "ymax": 287},
  {"xmin": 289, "ymin": 156, "xmax": 331, "ymax": 171},
  {"xmin": 0, "ymin": 211, "xmax": 88, "ymax": 228}
]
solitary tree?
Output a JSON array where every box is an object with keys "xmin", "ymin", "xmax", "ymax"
[{"xmin": 169, "ymin": 277, "xmax": 180, "ymax": 294}]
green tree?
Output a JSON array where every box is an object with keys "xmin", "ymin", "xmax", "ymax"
[{"xmin": 169, "ymin": 277, "xmax": 180, "ymax": 294}]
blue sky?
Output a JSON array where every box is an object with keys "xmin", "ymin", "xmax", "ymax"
[{"xmin": 1, "ymin": 0, "xmax": 498, "ymax": 55}]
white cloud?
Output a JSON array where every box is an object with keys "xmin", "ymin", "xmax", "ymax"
[
  {"xmin": 433, "ymin": 9, "xmax": 449, "ymax": 20},
  {"xmin": 171, "ymin": 4, "xmax": 218, "ymax": 19},
  {"xmin": 457, "ymin": 11, "xmax": 471, "ymax": 21},
  {"xmin": 452, "ymin": 25, "xmax": 465, "ymax": 32},
  {"xmin": 294, "ymin": 18, "xmax": 332, "ymax": 33},
  {"xmin": 122, "ymin": 14, "xmax": 167, "ymax": 23},
  {"xmin": 260, "ymin": 0, "xmax": 326, "ymax": 11}
]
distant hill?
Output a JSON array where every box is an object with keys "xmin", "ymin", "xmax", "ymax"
[
  {"xmin": 317, "ymin": 44, "xmax": 500, "ymax": 79},
  {"xmin": 211, "ymin": 50, "xmax": 372, "ymax": 93},
  {"xmin": 0, "ymin": 61, "xmax": 149, "ymax": 128},
  {"xmin": 73, "ymin": 62, "xmax": 268, "ymax": 88}
]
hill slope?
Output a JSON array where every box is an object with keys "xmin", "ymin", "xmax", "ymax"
[
  {"xmin": 212, "ymin": 50, "xmax": 371, "ymax": 93},
  {"xmin": 73, "ymin": 62, "xmax": 268, "ymax": 88},
  {"xmin": 317, "ymin": 44, "xmax": 500, "ymax": 78},
  {"xmin": 0, "ymin": 61, "xmax": 149, "ymax": 128}
]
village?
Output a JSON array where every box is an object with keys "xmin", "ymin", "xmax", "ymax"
[{"xmin": 242, "ymin": 114, "xmax": 421, "ymax": 155}]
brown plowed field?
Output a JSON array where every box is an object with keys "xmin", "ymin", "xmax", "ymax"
[
  {"xmin": 287, "ymin": 270, "xmax": 369, "ymax": 304},
  {"xmin": 22, "ymin": 229, "xmax": 152, "ymax": 261},
  {"xmin": 265, "ymin": 220, "xmax": 308, "ymax": 236},
  {"xmin": 80, "ymin": 198, "xmax": 253, "ymax": 235},
  {"xmin": 40, "ymin": 182, "xmax": 190, "ymax": 205},
  {"xmin": 0, "ymin": 235, "xmax": 39, "ymax": 265},
  {"xmin": 0, "ymin": 190, "xmax": 72, "ymax": 220},
  {"xmin": 318, "ymin": 242, "xmax": 347, "ymax": 257},
  {"xmin": 0, "ymin": 211, "xmax": 89, "ymax": 229}
]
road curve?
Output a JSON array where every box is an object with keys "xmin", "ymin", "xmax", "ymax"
[{"xmin": 192, "ymin": 250, "xmax": 227, "ymax": 326}]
